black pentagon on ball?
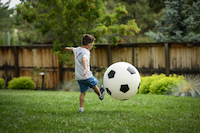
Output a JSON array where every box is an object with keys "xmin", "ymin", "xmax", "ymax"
[
  {"xmin": 108, "ymin": 70, "xmax": 116, "ymax": 79},
  {"xmin": 106, "ymin": 88, "xmax": 111, "ymax": 95},
  {"xmin": 127, "ymin": 66, "xmax": 136, "ymax": 74},
  {"xmin": 120, "ymin": 84, "xmax": 130, "ymax": 93}
]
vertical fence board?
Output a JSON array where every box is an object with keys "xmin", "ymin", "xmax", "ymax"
[
  {"xmin": 177, "ymin": 46, "xmax": 182, "ymax": 69},
  {"xmin": 191, "ymin": 47, "xmax": 197, "ymax": 69},
  {"xmin": 107, "ymin": 45, "xmax": 112, "ymax": 66},
  {"xmin": 91, "ymin": 48, "xmax": 97, "ymax": 67},
  {"xmin": 91, "ymin": 47, "xmax": 108, "ymax": 68},
  {"xmin": 32, "ymin": 49, "xmax": 37, "ymax": 67},
  {"xmin": 111, "ymin": 47, "xmax": 132, "ymax": 64},
  {"xmin": 137, "ymin": 47, "xmax": 142, "ymax": 68},
  {"xmin": 187, "ymin": 47, "xmax": 192, "ymax": 69},
  {"xmin": 170, "ymin": 45, "xmax": 177, "ymax": 69},
  {"xmin": 183, "ymin": 46, "xmax": 187, "ymax": 69},
  {"xmin": 159, "ymin": 46, "xmax": 165, "ymax": 68},
  {"xmin": 133, "ymin": 47, "xmax": 138, "ymax": 67}
]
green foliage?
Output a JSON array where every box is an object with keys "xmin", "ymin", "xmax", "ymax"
[
  {"xmin": 0, "ymin": 1, "xmax": 14, "ymax": 31},
  {"xmin": 16, "ymin": 2, "xmax": 37, "ymax": 23},
  {"xmin": 146, "ymin": 0, "xmax": 200, "ymax": 42},
  {"xmin": 149, "ymin": 75, "xmax": 185, "ymax": 94},
  {"xmin": 0, "ymin": 78, "xmax": 5, "ymax": 89},
  {"xmin": 8, "ymin": 76, "xmax": 35, "ymax": 90},
  {"xmin": 172, "ymin": 76, "xmax": 200, "ymax": 97},
  {"xmin": 35, "ymin": 0, "xmax": 108, "ymax": 46},
  {"xmin": 139, "ymin": 74, "xmax": 165, "ymax": 94},
  {"xmin": 94, "ymin": 3, "xmax": 140, "ymax": 38},
  {"xmin": 148, "ymin": 0, "xmax": 164, "ymax": 13},
  {"xmin": 15, "ymin": 3, "xmax": 56, "ymax": 45},
  {"xmin": 107, "ymin": 0, "xmax": 163, "ymax": 43},
  {"xmin": 0, "ymin": 1, "xmax": 15, "ymax": 45},
  {"xmin": 52, "ymin": 40, "xmax": 74, "ymax": 65},
  {"xmin": 17, "ymin": 0, "xmax": 140, "ymax": 64},
  {"xmin": 139, "ymin": 74, "xmax": 185, "ymax": 94}
]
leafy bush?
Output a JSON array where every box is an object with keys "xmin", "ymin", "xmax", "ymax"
[
  {"xmin": 172, "ymin": 76, "xmax": 200, "ymax": 97},
  {"xmin": 139, "ymin": 74, "xmax": 165, "ymax": 94},
  {"xmin": 8, "ymin": 76, "xmax": 35, "ymax": 90},
  {"xmin": 139, "ymin": 74, "xmax": 185, "ymax": 95},
  {"xmin": 149, "ymin": 75, "xmax": 185, "ymax": 94},
  {"xmin": 0, "ymin": 78, "xmax": 5, "ymax": 89}
]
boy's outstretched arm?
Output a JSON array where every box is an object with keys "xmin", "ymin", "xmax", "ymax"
[{"xmin": 65, "ymin": 47, "xmax": 74, "ymax": 51}]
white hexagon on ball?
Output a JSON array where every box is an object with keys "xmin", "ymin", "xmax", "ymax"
[{"xmin": 103, "ymin": 62, "xmax": 141, "ymax": 100}]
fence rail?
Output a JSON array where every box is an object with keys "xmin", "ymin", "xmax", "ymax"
[{"xmin": 0, "ymin": 42, "xmax": 200, "ymax": 89}]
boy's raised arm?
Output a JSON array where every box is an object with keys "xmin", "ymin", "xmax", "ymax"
[{"xmin": 65, "ymin": 47, "xmax": 74, "ymax": 51}]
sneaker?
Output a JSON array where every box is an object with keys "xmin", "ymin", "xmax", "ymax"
[
  {"xmin": 77, "ymin": 108, "xmax": 84, "ymax": 113},
  {"xmin": 99, "ymin": 87, "xmax": 105, "ymax": 100}
]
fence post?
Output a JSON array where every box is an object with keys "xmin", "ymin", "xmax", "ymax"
[
  {"xmin": 107, "ymin": 45, "xmax": 112, "ymax": 66},
  {"xmin": 164, "ymin": 43, "xmax": 170, "ymax": 76},
  {"xmin": 59, "ymin": 62, "xmax": 63, "ymax": 83},
  {"xmin": 13, "ymin": 46, "xmax": 19, "ymax": 77}
]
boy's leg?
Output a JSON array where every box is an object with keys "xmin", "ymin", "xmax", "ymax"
[
  {"xmin": 93, "ymin": 85, "xmax": 101, "ymax": 96},
  {"xmin": 93, "ymin": 85, "xmax": 105, "ymax": 100},
  {"xmin": 80, "ymin": 92, "xmax": 86, "ymax": 108},
  {"xmin": 78, "ymin": 92, "xmax": 86, "ymax": 113}
]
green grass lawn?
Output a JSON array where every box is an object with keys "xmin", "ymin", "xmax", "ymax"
[{"xmin": 0, "ymin": 89, "xmax": 199, "ymax": 133}]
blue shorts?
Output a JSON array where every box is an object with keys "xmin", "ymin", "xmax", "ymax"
[{"xmin": 77, "ymin": 76, "xmax": 98, "ymax": 93}]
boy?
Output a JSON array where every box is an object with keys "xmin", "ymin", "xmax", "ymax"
[{"xmin": 65, "ymin": 34, "xmax": 105, "ymax": 113}]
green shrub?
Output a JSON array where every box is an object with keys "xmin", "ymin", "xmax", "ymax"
[
  {"xmin": 138, "ymin": 74, "xmax": 165, "ymax": 94},
  {"xmin": 139, "ymin": 74, "xmax": 185, "ymax": 95},
  {"xmin": 149, "ymin": 75, "xmax": 185, "ymax": 94},
  {"xmin": 8, "ymin": 76, "xmax": 35, "ymax": 90},
  {"xmin": 0, "ymin": 78, "xmax": 5, "ymax": 89}
]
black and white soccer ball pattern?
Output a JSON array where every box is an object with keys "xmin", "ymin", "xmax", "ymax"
[{"xmin": 103, "ymin": 62, "xmax": 141, "ymax": 100}]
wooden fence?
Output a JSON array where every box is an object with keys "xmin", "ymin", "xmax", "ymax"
[{"xmin": 0, "ymin": 42, "xmax": 200, "ymax": 89}]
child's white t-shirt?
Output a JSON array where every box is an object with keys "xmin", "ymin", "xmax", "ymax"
[{"xmin": 73, "ymin": 47, "xmax": 93, "ymax": 80}]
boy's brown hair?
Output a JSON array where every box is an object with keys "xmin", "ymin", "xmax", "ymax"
[{"xmin": 81, "ymin": 34, "xmax": 95, "ymax": 46}]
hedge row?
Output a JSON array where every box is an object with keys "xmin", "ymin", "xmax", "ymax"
[{"xmin": 138, "ymin": 74, "xmax": 185, "ymax": 95}]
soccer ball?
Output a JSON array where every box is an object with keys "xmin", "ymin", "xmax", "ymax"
[{"xmin": 103, "ymin": 62, "xmax": 141, "ymax": 100}]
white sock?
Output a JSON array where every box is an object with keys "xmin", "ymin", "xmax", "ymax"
[{"xmin": 79, "ymin": 107, "xmax": 84, "ymax": 110}]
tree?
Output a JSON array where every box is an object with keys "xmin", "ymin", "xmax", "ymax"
[
  {"xmin": 102, "ymin": 0, "xmax": 163, "ymax": 43},
  {"xmin": 19, "ymin": 0, "xmax": 140, "ymax": 64},
  {"xmin": 148, "ymin": 0, "xmax": 165, "ymax": 13},
  {"xmin": 15, "ymin": 2, "xmax": 56, "ymax": 45},
  {"xmin": 0, "ymin": 0, "xmax": 13, "ymax": 31},
  {"xmin": 0, "ymin": 0, "xmax": 14, "ymax": 45},
  {"xmin": 146, "ymin": 0, "xmax": 200, "ymax": 42}
]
